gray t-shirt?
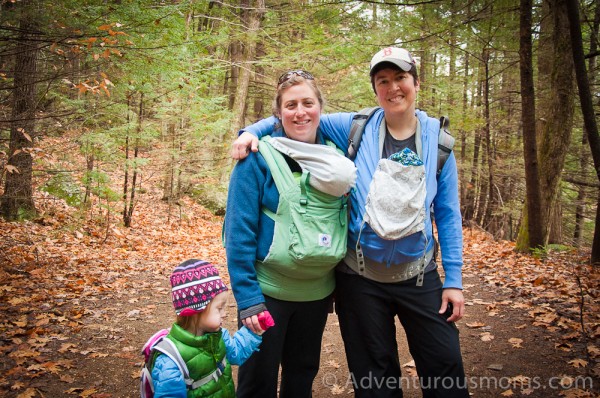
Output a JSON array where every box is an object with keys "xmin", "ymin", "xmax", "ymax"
[{"xmin": 382, "ymin": 129, "xmax": 417, "ymax": 159}]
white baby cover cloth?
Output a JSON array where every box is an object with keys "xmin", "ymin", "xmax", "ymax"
[
  {"xmin": 266, "ymin": 137, "xmax": 357, "ymax": 197},
  {"xmin": 363, "ymin": 158, "xmax": 426, "ymax": 240}
]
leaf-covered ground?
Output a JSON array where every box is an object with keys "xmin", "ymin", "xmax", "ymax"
[{"xmin": 0, "ymin": 186, "xmax": 599, "ymax": 398}]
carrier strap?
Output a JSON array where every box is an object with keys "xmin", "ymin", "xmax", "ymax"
[{"xmin": 258, "ymin": 136, "xmax": 299, "ymax": 196}]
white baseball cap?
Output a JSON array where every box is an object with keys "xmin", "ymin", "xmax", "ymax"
[{"xmin": 370, "ymin": 47, "xmax": 416, "ymax": 75}]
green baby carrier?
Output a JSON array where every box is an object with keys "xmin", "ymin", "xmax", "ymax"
[{"xmin": 256, "ymin": 136, "xmax": 349, "ymax": 301}]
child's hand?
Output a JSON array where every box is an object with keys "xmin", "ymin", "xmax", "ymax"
[{"xmin": 242, "ymin": 315, "xmax": 262, "ymax": 335}]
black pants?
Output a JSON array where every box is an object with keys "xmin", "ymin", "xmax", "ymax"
[
  {"xmin": 336, "ymin": 269, "xmax": 469, "ymax": 398},
  {"xmin": 236, "ymin": 294, "xmax": 331, "ymax": 398}
]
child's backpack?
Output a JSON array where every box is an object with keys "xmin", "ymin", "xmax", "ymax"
[
  {"xmin": 347, "ymin": 107, "xmax": 455, "ymax": 178},
  {"xmin": 140, "ymin": 329, "xmax": 191, "ymax": 398}
]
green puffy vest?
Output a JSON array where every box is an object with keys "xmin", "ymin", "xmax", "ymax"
[{"xmin": 167, "ymin": 324, "xmax": 235, "ymax": 398}]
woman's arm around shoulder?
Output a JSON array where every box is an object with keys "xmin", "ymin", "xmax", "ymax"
[{"xmin": 232, "ymin": 113, "xmax": 356, "ymax": 160}]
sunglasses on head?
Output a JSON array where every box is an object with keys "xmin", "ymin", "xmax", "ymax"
[{"xmin": 277, "ymin": 70, "xmax": 314, "ymax": 86}]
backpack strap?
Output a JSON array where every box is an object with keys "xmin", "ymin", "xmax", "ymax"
[
  {"xmin": 153, "ymin": 339, "xmax": 192, "ymax": 384},
  {"xmin": 348, "ymin": 107, "xmax": 380, "ymax": 160},
  {"xmin": 189, "ymin": 357, "xmax": 228, "ymax": 389},
  {"xmin": 152, "ymin": 339, "xmax": 228, "ymax": 390},
  {"xmin": 437, "ymin": 116, "xmax": 455, "ymax": 178}
]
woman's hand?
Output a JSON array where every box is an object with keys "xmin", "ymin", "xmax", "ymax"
[
  {"xmin": 439, "ymin": 288, "xmax": 465, "ymax": 323},
  {"xmin": 231, "ymin": 132, "xmax": 259, "ymax": 160},
  {"xmin": 242, "ymin": 314, "xmax": 263, "ymax": 334}
]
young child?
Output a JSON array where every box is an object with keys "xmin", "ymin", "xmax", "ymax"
[{"xmin": 151, "ymin": 259, "xmax": 265, "ymax": 397}]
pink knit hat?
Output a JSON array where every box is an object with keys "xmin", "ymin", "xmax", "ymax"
[{"xmin": 170, "ymin": 259, "xmax": 228, "ymax": 316}]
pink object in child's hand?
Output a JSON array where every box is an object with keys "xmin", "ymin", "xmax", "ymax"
[{"xmin": 257, "ymin": 311, "xmax": 275, "ymax": 330}]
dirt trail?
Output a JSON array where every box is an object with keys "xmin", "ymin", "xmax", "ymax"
[{"xmin": 0, "ymin": 197, "xmax": 597, "ymax": 398}]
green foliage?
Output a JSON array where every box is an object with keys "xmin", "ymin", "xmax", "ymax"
[
  {"xmin": 41, "ymin": 173, "xmax": 82, "ymax": 207},
  {"xmin": 83, "ymin": 170, "xmax": 120, "ymax": 203},
  {"xmin": 16, "ymin": 206, "xmax": 38, "ymax": 222},
  {"xmin": 547, "ymin": 244, "xmax": 574, "ymax": 252},
  {"xmin": 2, "ymin": 0, "xmax": 595, "ymax": 247},
  {"xmin": 531, "ymin": 245, "xmax": 548, "ymax": 259}
]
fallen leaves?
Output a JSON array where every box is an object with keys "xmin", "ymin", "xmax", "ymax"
[
  {"xmin": 480, "ymin": 332, "xmax": 494, "ymax": 342},
  {"xmin": 330, "ymin": 384, "xmax": 345, "ymax": 395},
  {"xmin": 463, "ymin": 229, "xmax": 598, "ymax": 380},
  {"xmin": 487, "ymin": 363, "xmax": 503, "ymax": 371},
  {"xmin": 0, "ymin": 191, "xmax": 228, "ymax": 396},
  {"xmin": 16, "ymin": 388, "xmax": 38, "ymax": 398},
  {"xmin": 508, "ymin": 337, "xmax": 523, "ymax": 348},
  {"xmin": 1, "ymin": 183, "xmax": 597, "ymax": 397},
  {"xmin": 568, "ymin": 359, "xmax": 588, "ymax": 368},
  {"xmin": 466, "ymin": 321, "xmax": 486, "ymax": 328}
]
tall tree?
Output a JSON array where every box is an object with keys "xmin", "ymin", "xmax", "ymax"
[
  {"xmin": 537, "ymin": 0, "xmax": 575, "ymax": 245},
  {"xmin": 566, "ymin": 0, "xmax": 600, "ymax": 265},
  {"xmin": 517, "ymin": 0, "xmax": 544, "ymax": 249},
  {"xmin": 231, "ymin": 0, "xmax": 266, "ymax": 133},
  {"xmin": 574, "ymin": 0, "xmax": 599, "ymax": 245},
  {"xmin": 1, "ymin": 1, "xmax": 39, "ymax": 220}
]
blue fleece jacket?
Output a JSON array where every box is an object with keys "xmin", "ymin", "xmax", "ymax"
[
  {"xmin": 241, "ymin": 109, "xmax": 463, "ymax": 289},
  {"xmin": 151, "ymin": 327, "xmax": 261, "ymax": 398}
]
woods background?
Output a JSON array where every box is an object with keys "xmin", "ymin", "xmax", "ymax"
[{"xmin": 0, "ymin": 0, "xmax": 598, "ymax": 259}]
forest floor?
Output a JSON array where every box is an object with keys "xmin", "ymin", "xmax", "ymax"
[{"xmin": 1, "ymin": 185, "xmax": 599, "ymax": 398}]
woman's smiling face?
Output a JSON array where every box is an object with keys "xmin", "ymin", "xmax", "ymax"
[
  {"xmin": 278, "ymin": 82, "xmax": 321, "ymax": 144},
  {"xmin": 373, "ymin": 67, "xmax": 419, "ymax": 117}
]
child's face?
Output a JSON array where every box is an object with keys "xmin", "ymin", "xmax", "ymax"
[{"xmin": 199, "ymin": 292, "xmax": 228, "ymax": 333}]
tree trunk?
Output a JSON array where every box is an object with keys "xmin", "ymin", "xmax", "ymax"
[
  {"xmin": 516, "ymin": 0, "xmax": 545, "ymax": 250},
  {"xmin": 126, "ymin": 139, "xmax": 139, "ymax": 227},
  {"xmin": 123, "ymin": 93, "xmax": 132, "ymax": 223},
  {"xmin": 227, "ymin": 40, "xmax": 242, "ymax": 110},
  {"xmin": 574, "ymin": 0, "xmax": 599, "ymax": 246},
  {"xmin": 460, "ymin": 52, "xmax": 469, "ymax": 216},
  {"xmin": 537, "ymin": 0, "xmax": 575, "ymax": 245},
  {"xmin": 161, "ymin": 123, "xmax": 177, "ymax": 202},
  {"xmin": 123, "ymin": 93, "xmax": 143, "ymax": 227},
  {"xmin": 83, "ymin": 148, "xmax": 94, "ymax": 205},
  {"xmin": 566, "ymin": 0, "xmax": 600, "ymax": 265},
  {"xmin": 482, "ymin": 48, "xmax": 497, "ymax": 231},
  {"xmin": 231, "ymin": 0, "xmax": 265, "ymax": 133},
  {"xmin": 253, "ymin": 41, "xmax": 266, "ymax": 120},
  {"xmin": 463, "ymin": 51, "xmax": 484, "ymax": 223},
  {"xmin": 219, "ymin": 0, "xmax": 265, "ymax": 184},
  {"xmin": 1, "ymin": 1, "xmax": 39, "ymax": 220}
]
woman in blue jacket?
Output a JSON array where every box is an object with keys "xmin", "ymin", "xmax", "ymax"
[
  {"xmin": 232, "ymin": 47, "xmax": 469, "ymax": 398},
  {"xmin": 225, "ymin": 70, "xmax": 355, "ymax": 398}
]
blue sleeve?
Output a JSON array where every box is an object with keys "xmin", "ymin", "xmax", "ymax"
[
  {"xmin": 224, "ymin": 153, "xmax": 267, "ymax": 311},
  {"xmin": 241, "ymin": 113, "xmax": 356, "ymax": 155},
  {"xmin": 221, "ymin": 327, "xmax": 262, "ymax": 366},
  {"xmin": 151, "ymin": 354, "xmax": 187, "ymax": 398},
  {"xmin": 432, "ymin": 151, "xmax": 463, "ymax": 289},
  {"xmin": 239, "ymin": 116, "xmax": 281, "ymax": 137},
  {"xmin": 318, "ymin": 113, "xmax": 356, "ymax": 153}
]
